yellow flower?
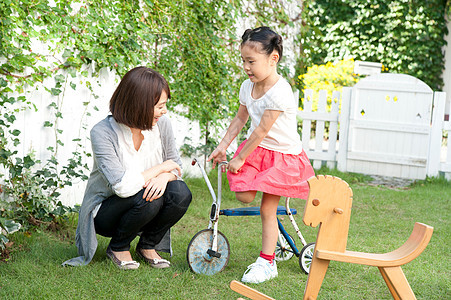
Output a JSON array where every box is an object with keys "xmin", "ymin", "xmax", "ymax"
[{"xmin": 298, "ymin": 59, "xmax": 361, "ymax": 112}]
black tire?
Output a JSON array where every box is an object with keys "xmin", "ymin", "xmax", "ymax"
[{"xmin": 299, "ymin": 242, "xmax": 315, "ymax": 274}]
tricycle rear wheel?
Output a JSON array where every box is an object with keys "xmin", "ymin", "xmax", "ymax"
[
  {"xmin": 299, "ymin": 242, "xmax": 315, "ymax": 274},
  {"xmin": 275, "ymin": 234, "xmax": 295, "ymax": 261}
]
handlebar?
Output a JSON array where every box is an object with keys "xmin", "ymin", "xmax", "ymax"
[{"xmin": 192, "ymin": 158, "xmax": 228, "ymax": 168}]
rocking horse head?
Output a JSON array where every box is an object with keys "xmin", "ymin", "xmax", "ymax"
[{"xmin": 303, "ymin": 175, "xmax": 353, "ymax": 251}]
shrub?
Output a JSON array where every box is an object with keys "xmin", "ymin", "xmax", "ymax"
[
  {"xmin": 300, "ymin": 0, "xmax": 448, "ymax": 91},
  {"xmin": 0, "ymin": 217, "xmax": 20, "ymax": 251},
  {"xmin": 298, "ymin": 58, "xmax": 361, "ymax": 112}
]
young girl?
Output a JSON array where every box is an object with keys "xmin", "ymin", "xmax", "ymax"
[{"xmin": 208, "ymin": 27, "xmax": 314, "ymax": 283}]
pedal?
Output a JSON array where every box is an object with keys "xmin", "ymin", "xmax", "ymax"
[{"xmin": 207, "ymin": 249, "xmax": 221, "ymax": 258}]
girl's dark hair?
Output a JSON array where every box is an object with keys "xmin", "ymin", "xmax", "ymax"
[
  {"xmin": 241, "ymin": 26, "xmax": 283, "ymax": 62},
  {"xmin": 109, "ymin": 66, "xmax": 170, "ymax": 130}
]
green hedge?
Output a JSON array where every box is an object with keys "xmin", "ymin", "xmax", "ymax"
[{"xmin": 300, "ymin": 0, "xmax": 448, "ymax": 91}]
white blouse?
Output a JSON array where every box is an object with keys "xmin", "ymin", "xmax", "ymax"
[
  {"xmin": 239, "ymin": 77, "xmax": 303, "ymax": 155},
  {"xmin": 109, "ymin": 117, "xmax": 164, "ymax": 198}
]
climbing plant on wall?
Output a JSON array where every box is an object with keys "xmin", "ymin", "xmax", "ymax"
[
  {"xmin": 300, "ymin": 0, "xmax": 448, "ymax": 91},
  {"xmin": 0, "ymin": 0, "xmax": 302, "ymax": 244},
  {"xmin": 0, "ymin": 0, "xmax": 241, "ymax": 241}
]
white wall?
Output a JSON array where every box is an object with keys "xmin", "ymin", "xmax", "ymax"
[{"xmin": 2, "ymin": 68, "xmax": 206, "ymax": 208}]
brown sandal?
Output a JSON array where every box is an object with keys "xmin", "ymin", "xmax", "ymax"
[
  {"xmin": 136, "ymin": 248, "xmax": 171, "ymax": 269},
  {"xmin": 106, "ymin": 247, "xmax": 140, "ymax": 270}
]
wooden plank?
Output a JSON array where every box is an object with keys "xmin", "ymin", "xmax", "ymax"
[
  {"xmin": 297, "ymin": 111, "xmax": 339, "ymax": 122},
  {"xmin": 301, "ymin": 90, "xmax": 313, "ymax": 152},
  {"xmin": 427, "ymin": 92, "xmax": 446, "ymax": 176},
  {"xmin": 293, "ymin": 89, "xmax": 300, "ymax": 107},
  {"xmin": 315, "ymin": 222, "xmax": 433, "ymax": 267},
  {"xmin": 350, "ymin": 120, "xmax": 430, "ymax": 134},
  {"xmin": 352, "ymin": 90, "xmax": 432, "ymax": 125},
  {"xmin": 354, "ymin": 74, "xmax": 433, "ymax": 94},
  {"xmin": 444, "ymin": 122, "xmax": 451, "ymax": 174},
  {"xmin": 351, "ymin": 75, "xmax": 434, "ymax": 128},
  {"xmin": 337, "ymin": 87, "xmax": 351, "ymax": 172},
  {"xmin": 440, "ymin": 163, "xmax": 451, "ymax": 172},
  {"xmin": 355, "ymin": 84, "xmax": 432, "ymax": 94},
  {"xmin": 327, "ymin": 91, "xmax": 340, "ymax": 169},
  {"xmin": 347, "ymin": 160, "xmax": 426, "ymax": 179},
  {"xmin": 313, "ymin": 90, "xmax": 327, "ymax": 169},
  {"xmin": 347, "ymin": 152, "xmax": 427, "ymax": 167},
  {"xmin": 303, "ymin": 89, "xmax": 313, "ymax": 111},
  {"xmin": 229, "ymin": 280, "xmax": 275, "ymax": 300},
  {"xmin": 305, "ymin": 150, "xmax": 337, "ymax": 161}
]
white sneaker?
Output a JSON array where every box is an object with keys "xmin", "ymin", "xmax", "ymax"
[{"xmin": 241, "ymin": 257, "xmax": 278, "ymax": 284}]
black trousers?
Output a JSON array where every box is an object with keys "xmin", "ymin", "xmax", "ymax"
[{"xmin": 94, "ymin": 180, "xmax": 192, "ymax": 252}]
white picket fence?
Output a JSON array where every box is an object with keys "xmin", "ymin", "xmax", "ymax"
[
  {"xmin": 441, "ymin": 118, "xmax": 451, "ymax": 177},
  {"xmin": 298, "ymin": 89, "xmax": 342, "ymax": 170},
  {"xmin": 298, "ymin": 88, "xmax": 350, "ymax": 172},
  {"xmin": 2, "ymin": 72, "xmax": 450, "ymax": 208},
  {"xmin": 1, "ymin": 69, "xmax": 204, "ymax": 208},
  {"xmin": 298, "ymin": 74, "xmax": 451, "ymax": 180}
]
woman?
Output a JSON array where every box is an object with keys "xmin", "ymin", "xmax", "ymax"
[{"xmin": 62, "ymin": 67, "xmax": 192, "ymax": 269}]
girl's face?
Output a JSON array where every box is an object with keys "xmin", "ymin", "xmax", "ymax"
[
  {"xmin": 153, "ymin": 90, "xmax": 168, "ymax": 125},
  {"xmin": 241, "ymin": 43, "xmax": 278, "ymax": 83}
]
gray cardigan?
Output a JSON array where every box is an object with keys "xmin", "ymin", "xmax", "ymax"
[{"xmin": 62, "ymin": 115, "xmax": 182, "ymax": 266}]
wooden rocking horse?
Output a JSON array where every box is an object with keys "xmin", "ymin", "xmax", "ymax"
[
  {"xmin": 229, "ymin": 175, "xmax": 433, "ymax": 300},
  {"xmin": 303, "ymin": 175, "xmax": 433, "ymax": 300}
]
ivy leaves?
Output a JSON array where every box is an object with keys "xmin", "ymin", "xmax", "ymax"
[
  {"xmin": 302, "ymin": 0, "xmax": 448, "ymax": 91},
  {"xmin": 0, "ymin": 0, "xmax": 302, "ymax": 245}
]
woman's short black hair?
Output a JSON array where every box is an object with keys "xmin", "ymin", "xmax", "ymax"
[
  {"xmin": 241, "ymin": 26, "xmax": 283, "ymax": 62},
  {"xmin": 109, "ymin": 66, "xmax": 170, "ymax": 130}
]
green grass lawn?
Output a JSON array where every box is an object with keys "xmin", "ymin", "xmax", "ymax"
[{"xmin": 1, "ymin": 168, "xmax": 450, "ymax": 299}]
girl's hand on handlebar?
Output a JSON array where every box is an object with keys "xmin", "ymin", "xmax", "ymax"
[
  {"xmin": 207, "ymin": 147, "xmax": 227, "ymax": 170},
  {"xmin": 227, "ymin": 156, "xmax": 244, "ymax": 174}
]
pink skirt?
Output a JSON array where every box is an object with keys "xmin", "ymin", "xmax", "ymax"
[{"xmin": 227, "ymin": 140, "xmax": 315, "ymax": 199}]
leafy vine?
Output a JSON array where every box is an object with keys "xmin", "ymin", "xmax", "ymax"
[
  {"xmin": 300, "ymin": 0, "xmax": 448, "ymax": 91},
  {"xmin": 0, "ymin": 0, "xmax": 302, "ymax": 249}
]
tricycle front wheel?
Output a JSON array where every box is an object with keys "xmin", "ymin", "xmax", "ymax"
[{"xmin": 186, "ymin": 229, "xmax": 230, "ymax": 275}]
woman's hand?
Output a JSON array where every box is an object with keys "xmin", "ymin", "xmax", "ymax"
[
  {"xmin": 161, "ymin": 160, "xmax": 181, "ymax": 177},
  {"xmin": 227, "ymin": 156, "xmax": 245, "ymax": 174},
  {"xmin": 142, "ymin": 160, "xmax": 181, "ymax": 184},
  {"xmin": 207, "ymin": 147, "xmax": 227, "ymax": 170},
  {"xmin": 143, "ymin": 174, "xmax": 170, "ymax": 201}
]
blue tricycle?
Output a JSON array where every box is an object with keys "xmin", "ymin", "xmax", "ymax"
[{"xmin": 186, "ymin": 158, "xmax": 315, "ymax": 275}]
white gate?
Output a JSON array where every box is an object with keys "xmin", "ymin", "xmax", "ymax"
[
  {"xmin": 297, "ymin": 89, "xmax": 348, "ymax": 170},
  {"xmin": 339, "ymin": 73, "xmax": 445, "ymax": 179}
]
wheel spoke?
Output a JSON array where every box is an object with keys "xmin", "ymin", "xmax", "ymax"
[
  {"xmin": 299, "ymin": 243, "xmax": 315, "ymax": 274},
  {"xmin": 275, "ymin": 234, "xmax": 295, "ymax": 261},
  {"xmin": 187, "ymin": 229, "xmax": 230, "ymax": 275}
]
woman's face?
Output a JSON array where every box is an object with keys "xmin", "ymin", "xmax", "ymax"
[{"xmin": 153, "ymin": 90, "xmax": 168, "ymax": 125}]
